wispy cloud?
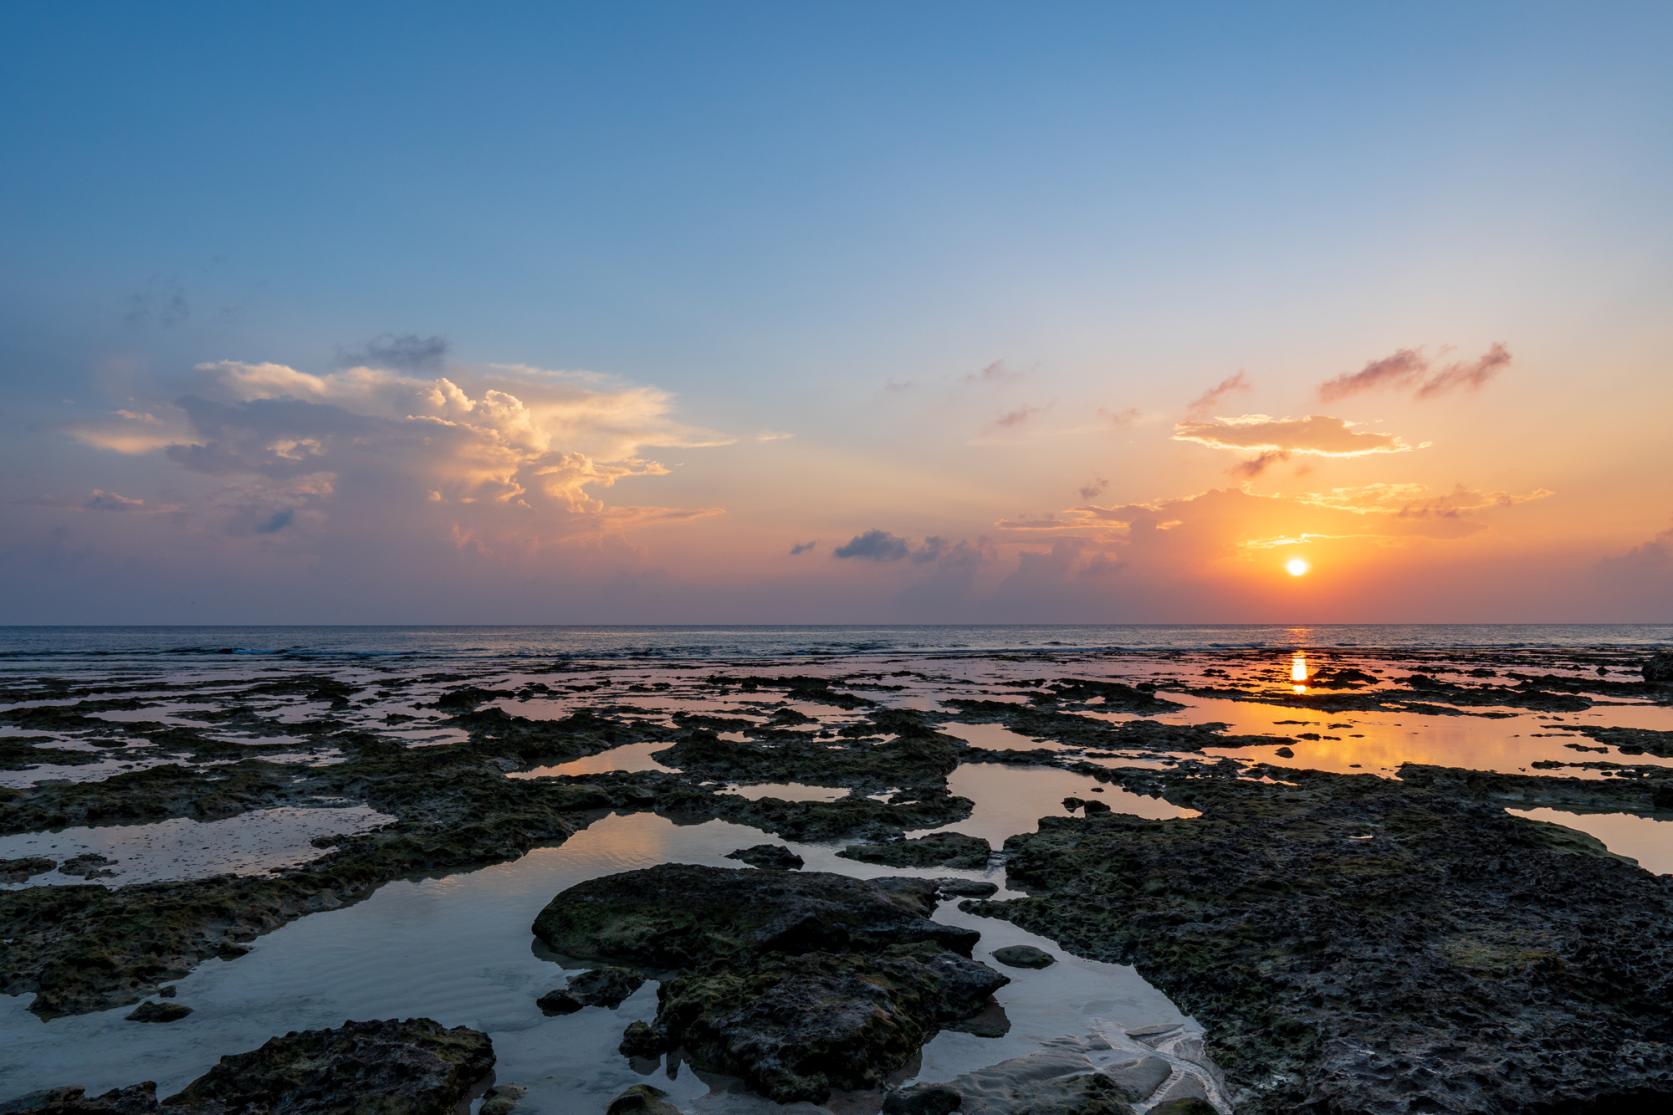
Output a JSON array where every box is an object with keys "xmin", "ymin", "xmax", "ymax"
[
  {"xmin": 964, "ymin": 359, "xmax": 1023, "ymax": 385},
  {"xmin": 1319, "ymin": 343, "xmax": 1512, "ymax": 402},
  {"xmin": 990, "ymin": 404, "xmax": 1042, "ymax": 430},
  {"xmin": 788, "ymin": 539, "xmax": 817, "ymax": 556},
  {"xmin": 1186, "ymin": 371, "xmax": 1251, "ymax": 416},
  {"xmin": 1174, "ymin": 414, "xmax": 1416, "ymax": 457},
  {"xmin": 1077, "ymin": 477, "xmax": 1109, "ymax": 500}
]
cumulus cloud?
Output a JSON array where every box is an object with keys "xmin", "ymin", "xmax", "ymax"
[
  {"xmin": 1186, "ymin": 371, "xmax": 1251, "ymax": 416},
  {"xmin": 1173, "ymin": 414, "xmax": 1415, "ymax": 457},
  {"xmin": 1319, "ymin": 343, "xmax": 1512, "ymax": 402},
  {"xmin": 69, "ymin": 357, "xmax": 728, "ymax": 545},
  {"xmin": 833, "ymin": 529, "xmax": 911, "ymax": 561}
]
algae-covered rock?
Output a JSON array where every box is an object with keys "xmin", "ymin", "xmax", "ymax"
[
  {"xmin": 606, "ymin": 1084, "xmax": 680, "ymax": 1114},
  {"xmin": 725, "ymin": 843, "xmax": 804, "ymax": 870},
  {"xmin": 990, "ymin": 944, "xmax": 1055, "ymax": 969},
  {"xmin": 837, "ymin": 831, "xmax": 990, "ymax": 869},
  {"xmin": 535, "ymin": 863, "xmax": 1006, "ymax": 1102},
  {"xmin": 657, "ymin": 942, "xmax": 1006, "ymax": 1101},
  {"xmin": 2, "ymin": 1019, "xmax": 493, "ymax": 1114},
  {"xmin": 532, "ymin": 863, "xmax": 977, "ymax": 966},
  {"xmin": 125, "ymin": 1000, "xmax": 191, "ymax": 1023},
  {"xmin": 535, "ymin": 965, "xmax": 644, "ymax": 1014},
  {"xmin": 164, "ymin": 1017, "xmax": 493, "ymax": 1113},
  {"xmin": 969, "ymin": 773, "xmax": 1673, "ymax": 1113},
  {"xmin": 0, "ymin": 856, "xmax": 54, "ymax": 884}
]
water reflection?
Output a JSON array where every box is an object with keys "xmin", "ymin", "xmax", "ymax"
[{"xmin": 1290, "ymin": 651, "xmax": 1308, "ymax": 693}]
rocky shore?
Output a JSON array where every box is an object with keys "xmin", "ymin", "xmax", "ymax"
[{"xmin": 2, "ymin": 642, "xmax": 1671, "ymax": 1111}]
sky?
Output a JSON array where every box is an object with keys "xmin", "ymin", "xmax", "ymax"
[{"xmin": 2, "ymin": 1, "xmax": 1671, "ymax": 624}]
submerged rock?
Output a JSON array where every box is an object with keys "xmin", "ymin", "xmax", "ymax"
[
  {"xmin": 838, "ymin": 831, "xmax": 990, "ymax": 869},
  {"xmin": 605, "ymin": 1084, "xmax": 680, "ymax": 1114},
  {"xmin": 124, "ymin": 1000, "xmax": 191, "ymax": 1023},
  {"xmin": 0, "ymin": 856, "xmax": 54, "ymax": 884},
  {"xmin": 990, "ymin": 944, "xmax": 1055, "ymax": 969},
  {"xmin": 536, "ymin": 965, "xmax": 645, "ymax": 1014},
  {"xmin": 725, "ymin": 843, "xmax": 804, "ymax": 870},
  {"xmin": 535, "ymin": 863, "xmax": 1006, "ymax": 1102},
  {"xmin": 478, "ymin": 1084, "xmax": 526, "ymax": 1115}
]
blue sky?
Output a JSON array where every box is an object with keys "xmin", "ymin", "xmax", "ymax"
[{"xmin": 2, "ymin": 2, "xmax": 1671, "ymax": 622}]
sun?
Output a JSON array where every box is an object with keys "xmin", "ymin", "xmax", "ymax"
[{"xmin": 1285, "ymin": 556, "xmax": 1311, "ymax": 578}]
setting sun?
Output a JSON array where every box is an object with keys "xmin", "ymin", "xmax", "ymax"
[{"xmin": 1286, "ymin": 557, "xmax": 1311, "ymax": 577}]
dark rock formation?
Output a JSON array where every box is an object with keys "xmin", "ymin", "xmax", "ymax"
[
  {"xmin": 838, "ymin": 831, "xmax": 990, "ymax": 869},
  {"xmin": 535, "ymin": 863, "xmax": 1006, "ymax": 1102},
  {"xmin": 725, "ymin": 843, "xmax": 804, "ymax": 869}
]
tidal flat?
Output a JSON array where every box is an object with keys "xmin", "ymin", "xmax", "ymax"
[{"xmin": 2, "ymin": 629, "xmax": 1672, "ymax": 1113}]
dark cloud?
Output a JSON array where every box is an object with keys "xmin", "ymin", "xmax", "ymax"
[
  {"xmin": 125, "ymin": 280, "xmax": 189, "ymax": 328},
  {"xmin": 788, "ymin": 540, "xmax": 817, "ymax": 556},
  {"xmin": 833, "ymin": 529, "xmax": 911, "ymax": 561},
  {"xmin": 964, "ymin": 359, "xmax": 1022, "ymax": 385},
  {"xmin": 84, "ymin": 489, "xmax": 146, "ymax": 511},
  {"xmin": 1229, "ymin": 450, "xmax": 1291, "ymax": 479},
  {"xmin": 1415, "ymin": 343, "xmax": 1512, "ymax": 398},
  {"xmin": 1186, "ymin": 371, "xmax": 1251, "ymax": 416},
  {"xmin": 1319, "ymin": 343, "xmax": 1512, "ymax": 402},
  {"xmin": 253, "ymin": 508, "xmax": 295, "ymax": 534},
  {"xmin": 1078, "ymin": 477, "xmax": 1109, "ymax": 500},
  {"xmin": 991, "ymin": 404, "xmax": 1041, "ymax": 430},
  {"xmin": 338, "ymin": 333, "xmax": 450, "ymax": 372}
]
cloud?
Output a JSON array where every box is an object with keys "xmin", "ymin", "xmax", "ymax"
[
  {"xmin": 1415, "ymin": 343, "xmax": 1513, "ymax": 398},
  {"xmin": 756, "ymin": 431, "xmax": 794, "ymax": 443},
  {"xmin": 1173, "ymin": 414, "xmax": 1415, "ymax": 457},
  {"xmin": 833, "ymin": 529, "xmax": 911, "ymax": 561},
  {"xmin": 1296, "ymin": 482, "xmax": 1554, "ymax": 517},
  {"xmin": 964, "ymin": 360, "xmax": 1022, "ymax": 385},
  {"xmin": 1186, "ymin": 371, "xmax": 1251, "ymax": 416},
  {"xmin": 1319, "ymin": 343, "xmax": 1512, "ymax": 402},
  {"xmin": 69, "ymin": 357, "xmax": 728, "ymax": 546},
  {"xmin": 253, "ymin": 508, "xmax": 295, "ymax": 534},
  {"xmin": 830, "ymin": 530, "xmax": 984, "ymax": 566},
  {"xmin": 996, "ymin": 481, "xmax": 1548, "ymax": 558},
  {"xmin": 789, "ymin": 540, "xmax": 817, "ymax": 556},
  {"xmin": 1097, "ymin": 407, "xmax": 1139, "ymax": 429},
  {"xmin": 1228, "ymin": 450, "xmax": 1291, "ymax": 479},
  {"xmin": 84, "ymin": 490, "xmax": 146, "ymax": 511},
  {"xmin": 1078, "ymin": 477, "xmax": 1109, "ymax": 500},
  {"xmin": 125, "ymin": 279, "xmax": 189, "ymax": 328},
  {"xmin": 990, "ymin": 404, "xmax": 1041, "ymax": 430},
  {"xmin": 338, "ymin": 333, "xmax": 450, "ymax": 372},
  {"xmin": 1598, "ymin": 527, "xmax": 1673, "ymax": 577}
]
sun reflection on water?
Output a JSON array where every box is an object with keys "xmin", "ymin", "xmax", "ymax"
[{"xmin": 1290, "ymin": 650, "xmax": 1309, "ymax": 692}]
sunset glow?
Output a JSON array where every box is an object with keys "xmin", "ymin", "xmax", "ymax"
[{"xmin": 0, "ymin": 5, "xmax": 1668, "ymax": 626}]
